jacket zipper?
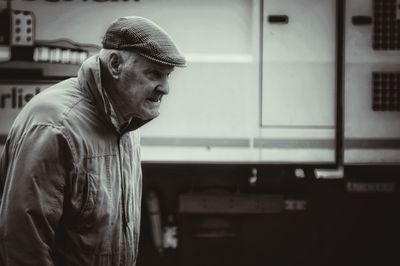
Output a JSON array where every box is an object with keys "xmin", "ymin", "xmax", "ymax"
[
  {"xmin": 118, "ymin": 136, "xmax": 128, "ymax": 228},
  {"xmin": 118, "ymin": 136, "xmax": 128, "ymax": 266}
]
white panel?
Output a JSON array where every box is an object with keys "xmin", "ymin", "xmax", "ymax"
[
  {"xmin": 260, "ymin": 0, "xmax": 336, "ymax": 163},
  {"xmin": 262, "ymin": 0, "xmax": 336, "ymax": 127},
  {"xmin": 344, "ymin": 0, "xmax": 400, "ymax": 164},
  {"xmin": 345, "ymin": 63, "xmax": 400, "ymax": 138},
  {"xmin": 262, "ymin": 62, "xmax": 335, "ymax": 126},
  {"xmin": 141, "ymin": 63, "xmax": 258, "ymax": 139}
]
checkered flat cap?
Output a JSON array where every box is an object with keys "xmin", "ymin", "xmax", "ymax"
[{"xmin": 102, "ymin": 16, "xmax": 186, "ymax": 67}]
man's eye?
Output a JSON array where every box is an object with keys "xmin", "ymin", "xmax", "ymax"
[{"xmin": 148, "ymin": 71, "xmax": 160, "ymax": 79}]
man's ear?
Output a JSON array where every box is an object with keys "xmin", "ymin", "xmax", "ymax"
[{"xmin": 108, "ymin": 52, "xmax": 122, "ymax": 79}]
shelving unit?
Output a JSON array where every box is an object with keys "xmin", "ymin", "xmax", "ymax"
[{"xmin": 0, "ymin": 60, "xmax": 80, "ymax": 80}]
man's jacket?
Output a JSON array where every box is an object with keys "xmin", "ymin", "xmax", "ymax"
[{"xmin": 0, "ymin": 55, "xmax": 143, "ymax": 266}]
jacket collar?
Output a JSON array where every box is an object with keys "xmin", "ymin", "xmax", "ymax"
[{"xmin": 77, "ymin": 55, "xmax": 150, "ymax": 134}]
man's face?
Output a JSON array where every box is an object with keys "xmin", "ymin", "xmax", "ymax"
[{"xmin": 113, "ymin": 54, "xmax": 174, "ymax": 122}]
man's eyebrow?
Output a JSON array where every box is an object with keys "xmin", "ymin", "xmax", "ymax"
[
  {"xmin": 149, "ymin": 67, "xmax": 173, "ymax": 75},
  {"xmin": 143, "ymin": 67, "xmax": 159, "ymax": 73},
  {"xmin": 143, "ymin": 63, "xmax": 174, "ymax": 74}
]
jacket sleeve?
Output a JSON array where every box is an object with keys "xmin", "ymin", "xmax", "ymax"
[{"xmin": 0, "ymin": 124, "xmax": 75, "ymax": 266}]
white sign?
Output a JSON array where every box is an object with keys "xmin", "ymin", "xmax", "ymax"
[{"xmin": 0, "ymin": 83, "xmax": 53, "ymax": 135}]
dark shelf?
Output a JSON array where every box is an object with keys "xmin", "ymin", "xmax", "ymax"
[{"xmin": 0, "ymin": 60, "xmax": 80, "ymax": 80}]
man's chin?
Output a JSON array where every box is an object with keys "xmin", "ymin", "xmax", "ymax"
[
  {"xmin": 138, "ymin": 111, "xmax": 160, "ymax": 121},
  {"xmin": 149, "ymin": 113, "xmax": 160, "ymax": 120}
]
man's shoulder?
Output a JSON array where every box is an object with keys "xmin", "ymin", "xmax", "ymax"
[
  {"xmin": 15, "ymin": 78, "xmax": 86, "ymax": 128},
  {"xmin": 35, "ymin": 78, "xmax": 83, "ymax": 107}
]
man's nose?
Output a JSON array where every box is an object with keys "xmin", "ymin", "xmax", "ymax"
[{"xmin": 157, "ymin": 81, "xmax": 169, "ymax": 95}]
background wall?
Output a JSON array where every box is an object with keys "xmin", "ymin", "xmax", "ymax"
[
  {"xmin": 4, "ymin": 0, "xmax": 263, "ymax": 162},
  {"xmin": 1, "ymin": 0, "xmax": 400, "ymax": 164}
]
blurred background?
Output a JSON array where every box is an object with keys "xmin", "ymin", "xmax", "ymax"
[{"xmin": 0, "ymin": 0, "xmax": 399, "ymax": 265}]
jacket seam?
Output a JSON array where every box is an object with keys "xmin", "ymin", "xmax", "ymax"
[
  {"xmin": 58, "ymin": 96, "xmax": 86, "ymax": 127},
  {"xmin": 16, "ymin": 123, "xmax": 78, "ymax": 168},
  {"xmin": 85, "ymin": 153, "xmax": 118, "ymax": 159}
]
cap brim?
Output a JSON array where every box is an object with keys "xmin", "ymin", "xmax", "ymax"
[{"xmin": 138, "ymin": 52, "xmax": 187, "ymax": 67}]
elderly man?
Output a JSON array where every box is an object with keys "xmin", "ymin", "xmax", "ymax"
[{"xmin": 0, "ymin": 16, "xmax": 185, "ymax": 266}]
